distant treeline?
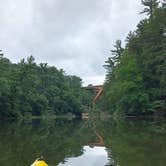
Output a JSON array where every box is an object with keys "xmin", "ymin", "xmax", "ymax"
[
  {"xmin": 0, "ymin": 54, "xmax": 92, "ymax": 119},
  {"xmin": 99, "ymin": 0, "xmax": 166, "ymax": 115}
]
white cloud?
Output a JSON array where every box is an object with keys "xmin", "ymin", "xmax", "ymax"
[{"xmin": 0, "ymin": 0, "xmax": 144, "ymax": 85}]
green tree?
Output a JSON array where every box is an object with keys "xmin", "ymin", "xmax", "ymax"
[
  {"xmin": 0, "ymin": 54, "xmax": 91, "ymax": 119},
  {"xmin": 140, "ymin": 0, "xmax": 159, "ymax": 17},
  {"xmin": 100, "ymin": 2, "xmax": 166, "ymax": 115}
]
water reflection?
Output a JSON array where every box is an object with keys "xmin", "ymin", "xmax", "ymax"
[
  {"xmin": 0, "ymin": 118, "xmax": 166, "ymax": 166},
  {"xmin": 58, "ymin": 146, "xmax": 109, "ymax": 166}
]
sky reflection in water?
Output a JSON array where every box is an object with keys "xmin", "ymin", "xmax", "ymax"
[{"xmin": 58, "ymin": 146, "xmax": 109, "ymax": 166}]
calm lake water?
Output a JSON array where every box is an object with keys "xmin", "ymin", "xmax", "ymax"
[{"xmin": 0, "ymin": 118, "xmax": 166, "ymax": 166}]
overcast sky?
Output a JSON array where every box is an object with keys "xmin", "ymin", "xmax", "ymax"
[{"xmin": 0, "ymin": 0, "xmax": 145, "ymax": 85}]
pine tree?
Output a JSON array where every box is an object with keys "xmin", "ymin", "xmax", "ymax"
[
  {"xmin": 140, "ymin": 0, "xmax": 159, "ymax": 17},
  {"xmin": 111, "ymin": 40, "xmax": 124, "ymax": 61},
  {"xmin": 103, "ymin": 57, "xmax": 115, "ymax": 82}
]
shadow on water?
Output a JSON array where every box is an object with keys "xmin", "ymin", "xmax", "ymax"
[{"xmin": 0, "ymin": 117, "xmax": 166, "ymax": 166}]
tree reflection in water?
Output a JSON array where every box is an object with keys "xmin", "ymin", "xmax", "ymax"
[{"xmin": 0, "ymin": 118, "xmax": 166, "ymax": 166}]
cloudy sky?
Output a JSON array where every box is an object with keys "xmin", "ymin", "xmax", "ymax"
[{"xmin": 0, "ymin": 0, "xmax": 144, "ymax": 85}]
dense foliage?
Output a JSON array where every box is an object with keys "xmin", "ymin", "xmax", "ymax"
[
  {"xmin": 0, "ymin": 54, "xmax": 91, "ymax": 119},
  {"xmin": 100, "ymin": 0, "xmax": 166, "ymax": 115}
]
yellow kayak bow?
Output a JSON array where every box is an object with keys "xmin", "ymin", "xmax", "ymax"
[{"xmin": 31, "ymin": 159, "xmax": 48, "ymax": 166}]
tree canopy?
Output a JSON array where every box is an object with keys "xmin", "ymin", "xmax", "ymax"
[
  {"xmin": 99, "ymin": 1, "xmax": 166, "ymax": 115},
  {"xmin": 0, "ymin": 54, "xmax": 92, "ymax": 119}
]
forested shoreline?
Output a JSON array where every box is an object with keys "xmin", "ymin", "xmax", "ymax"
[
  {"xmin": 0, "ymin": 0, "xmax": 165, "ymax": 119},
  {"xmin": 99, "ymin": 0, "xmax": 166, "ymax": 116},
  {"xmin": 0, "ymin": 54, "xmax": 92, "ymax": 119}
]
